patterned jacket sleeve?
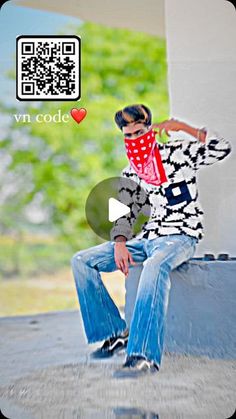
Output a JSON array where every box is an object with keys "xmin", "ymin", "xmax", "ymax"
[
  {"xmin": 110, "ymin": 170, "xmax": 144, "ymax": 241},
  {"xmin": 182, "ymin": 128, "xmax": 232, "ymax": 170}
]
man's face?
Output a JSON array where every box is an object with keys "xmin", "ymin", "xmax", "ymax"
[{"xmin": 122, "ymin": 122, "xmax": 151, "ymax": 140}]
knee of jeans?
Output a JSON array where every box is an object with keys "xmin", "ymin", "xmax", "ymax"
[
  {"xmin": 143, "ymin": 254, "xmax": 162, "ymax": 267},
  {"xmin": 71, "ymin": 251, "xmax": 84, "ymax": 269},
  {"xmin": 143, "ymin": 254, "xmax": 173, "ymax": 276},
  {"xmin": 70, "ymin": 253, "xmax": 89, "ymax": 290}
]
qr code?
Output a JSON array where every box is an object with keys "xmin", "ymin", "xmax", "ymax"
[{"xmin": 16, "ymin": 35, "xmax": 81, "ymax": 101}]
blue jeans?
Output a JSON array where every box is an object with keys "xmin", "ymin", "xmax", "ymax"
[{"xmin": 71, "ymin": 234, "xmax": 197, "ymax": 367}]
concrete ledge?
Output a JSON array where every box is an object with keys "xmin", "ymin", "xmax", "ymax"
[{"xmin": 125, "ymin": 259, "xmax": 236, "ymax": 359}]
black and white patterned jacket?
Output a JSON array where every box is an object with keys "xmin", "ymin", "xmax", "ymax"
[{"xmin": 110, "ymin": 129, "xmax": 232, "ymax": 242}]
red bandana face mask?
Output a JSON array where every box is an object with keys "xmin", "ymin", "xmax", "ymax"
[{"xmin": 124, "ymin": 129, "xmax": 168, "ymax": 186}]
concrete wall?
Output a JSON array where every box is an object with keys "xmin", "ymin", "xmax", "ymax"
[{"xmin": 165, "ymin": 0, "xmax": 236, "ymax": 256}]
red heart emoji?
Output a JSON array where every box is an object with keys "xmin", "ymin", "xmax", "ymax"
[{"xmin": 70, "ymin": 108, "xmax": 87, "ymax": 124}]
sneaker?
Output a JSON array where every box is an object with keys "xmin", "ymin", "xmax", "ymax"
[
  {"xmin": 113, "ymin": 355, "xmax": 159, "ymax": 378},
  {"xmin": 90, "ymin": 330, "xmax": 129, "ymax": 359}
]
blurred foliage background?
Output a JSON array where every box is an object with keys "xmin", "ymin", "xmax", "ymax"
[{"xmin": 0, "ymin": 21, "xmax": 169, "ymax": 315}]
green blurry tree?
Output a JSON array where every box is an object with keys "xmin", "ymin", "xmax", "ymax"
[{"xmin": 0, "ymin": 22, "xmax": 169, "ymax": 250}]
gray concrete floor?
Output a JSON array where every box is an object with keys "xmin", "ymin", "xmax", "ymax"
[{"xmin": 0, "ymin": 310, "xmax": 235, "ymax": 419}]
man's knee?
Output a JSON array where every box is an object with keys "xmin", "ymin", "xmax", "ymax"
[
  {"xmin": 71, "ymin": 247, "xmax": 102, "ymax": 271},
  {"xmin": 143, "ymin": 254, "xmax": 172, "ymax": 275},
  {"xmin": 71, "ymin": 250, "xmax": 86, "ymax": 270},
  {"xmin": 70, "ymin": 251, "xmax": 91, "ymax": 291}
]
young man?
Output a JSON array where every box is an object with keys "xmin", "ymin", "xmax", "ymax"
[{"xmin": 71, "ymin": 104, "xmax": 231, "ymax": 377}]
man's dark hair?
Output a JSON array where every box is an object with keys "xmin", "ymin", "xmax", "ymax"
[{"xmin": 114, "ymin": 104, "xmax": 152, "ymax": 130}]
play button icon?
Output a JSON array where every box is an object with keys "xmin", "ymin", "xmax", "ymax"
[
  {"xmin": 85, "ymin": 177, "xmax": 151, "ymax": 241},
  {"xmin": 108, "ymin": 198, "xmax": 130, "ymax": 222}
]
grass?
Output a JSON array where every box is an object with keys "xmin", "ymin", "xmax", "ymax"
[
  {"xmin": 0, "ymin": 268, "xmax": 125, "ymax": 317},
  {"xmin": 0, "ymin": 235, "xmax": 126, "ymax": 317},
  {"xmin": 0, "ymin": 235, "xmax": 73, "ymax": 279}
]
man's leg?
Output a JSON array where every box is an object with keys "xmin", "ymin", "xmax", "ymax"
[
  {"xmin": 126, "ymin": 234, "xmax": 197, "ymax": 368},
  {"xmin": 71, "ymin": 238, "xmax": 146, "ymax": 344},
  {"xmin": 124, "ymin": 264, "xmax": 143, "ymax": 329}
]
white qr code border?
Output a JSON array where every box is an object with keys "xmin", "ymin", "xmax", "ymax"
[{"xmin": 16, "ymin": 35, "xmax": 81, "ymax": 101}]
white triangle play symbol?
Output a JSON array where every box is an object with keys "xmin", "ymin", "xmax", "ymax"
[{"xmin": 108, "ymin": 198, "xmax": 130, "ymax": 222}]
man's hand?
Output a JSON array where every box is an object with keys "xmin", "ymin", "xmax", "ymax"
[
  {"xmin": 152, "ymin": 118, "xmax": 184, "ymax": 138},
  {"xmin": 114, "ymin": 241, "xmax": 136, "ymax": 277},
  {"xmin": 152, "ymin": 119, "xmax": 207, "ymax": 143}
]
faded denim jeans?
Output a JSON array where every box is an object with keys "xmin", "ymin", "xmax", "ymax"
[{"xmin": 71, "ymin": 234, "xmax": 197, "ymax": 367}]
